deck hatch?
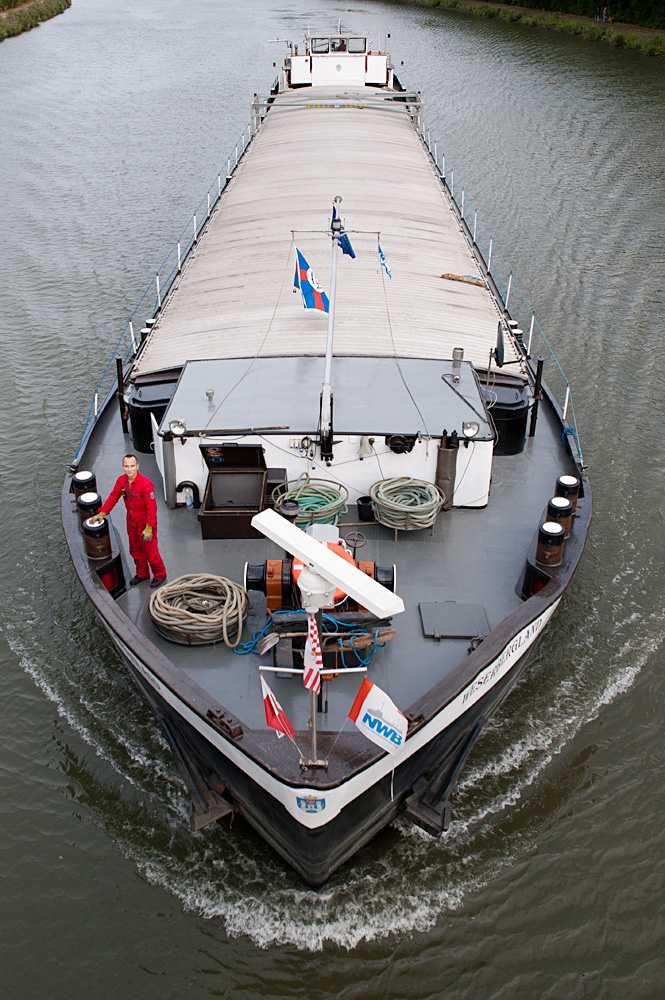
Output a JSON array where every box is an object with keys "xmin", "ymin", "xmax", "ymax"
[
  {"xmin": 419, "ymin": 601, "xmax": 490, "ymax": 641},
  {"xmin": 160, "ymin": 356, "xmax": 494, "ymax": 440}
]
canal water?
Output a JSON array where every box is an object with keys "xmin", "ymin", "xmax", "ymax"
[{"xmin": 1, "ymin": 0, "xmax": 664, "ymax": 995}]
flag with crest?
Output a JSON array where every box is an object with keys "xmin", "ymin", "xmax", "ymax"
[{"xmin": 293, "ymin": 249, "xmax": 329, "ymax": 312}]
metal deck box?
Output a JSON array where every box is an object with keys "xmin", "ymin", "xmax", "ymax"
[{"xmin": 198, "ymin": 443, "xmax": 285, "ymax": 539}]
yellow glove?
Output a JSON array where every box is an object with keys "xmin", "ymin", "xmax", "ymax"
[
  {"xmin": 142, "ymin": 525, "xmax": 153, "ymax": 542},
  {"xmin": 96, "ymin": 510, "xmax": 107, "ymax": 519}
]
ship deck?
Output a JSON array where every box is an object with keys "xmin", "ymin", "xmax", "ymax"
[
  {"xmin": 83, "ymin": 390, "xmax": 576, "ymax": 737},
  {"xmin": 131, "ymin": 84, "xmax": 519, "ymax": 378}
]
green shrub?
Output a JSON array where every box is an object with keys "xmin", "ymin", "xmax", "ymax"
[
  {"xmin": 417, "ymin": 0, "xmax": 665, "ymax": 54},
  {"xmin": 579, "ymin": 24, "xmax": 609, "ymax": 41},
  {"xmin": 488, "ymin": 1, "xmax": 665, "ymax": 31},
  {"xmin": 641, "ymin": 35, "xmax": 664, "ymax": 56},
  {"xmin": 0, "ymin": 0, "xmax": 70, "ymax": 42}
]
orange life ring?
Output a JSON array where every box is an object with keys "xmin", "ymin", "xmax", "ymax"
[{"xmin": 292, "ymin": 542, "xmax": 356, "ymax": 604}]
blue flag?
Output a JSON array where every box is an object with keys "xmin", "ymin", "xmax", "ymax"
[
  {"xmin": 331, "ymin": 205, "xmax": 356, "ymax": 258},
  {"xmin": 338, "ymin": 232, "xmax": 356, "ymax": 258}
]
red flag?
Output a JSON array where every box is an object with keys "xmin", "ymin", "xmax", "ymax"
[
  {"xmin": 260, "ymin": 675, "xmax": 295, "ymax": 740},
  {"xmin": 303, "ymin": 614, "xmax": 322, "ymax": 694}
]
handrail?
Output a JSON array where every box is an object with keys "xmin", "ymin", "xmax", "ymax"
[
  {"xmin": 73, "ymin": 92, "xmax": 584, "ymax": 473},
  {"xmin": 72, "ymin": 121, "xmax": 257, "ymax": 466},
  {"xmin": 253, "ymin": 93, "xmax": 422, "ymax": 110},
  {"xmin": 419, "ymin": 120, "xmax": 585, "ymax": 470}
]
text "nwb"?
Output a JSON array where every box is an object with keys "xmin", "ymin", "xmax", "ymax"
[{"xmin": 362, "ymin": 712, "xmax": 403, "ymax": 746}]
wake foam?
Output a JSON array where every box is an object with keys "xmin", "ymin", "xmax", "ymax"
[{"xmin": 6, "ymin": 561, "xmax": 663, "ymax": 950}]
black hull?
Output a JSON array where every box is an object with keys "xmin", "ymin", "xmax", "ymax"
[{"xmin": 115, "ymin": 629, "xmax": 539, "ymax": 885}]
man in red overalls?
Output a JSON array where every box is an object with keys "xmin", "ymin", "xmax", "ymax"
[{"xmin": 98, "ymin": 454, "xmax": 167, "ymax": 588}]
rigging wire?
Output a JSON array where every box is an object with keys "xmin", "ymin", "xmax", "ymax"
[
  {"xmin": 379, "ymin": 236, "xmax": 433, "ymax": 442},
  {"xmin": 202, "ymin": 234, "xmax": 297, "ymax": 432},
  {"xmin": 440, "ymin": 372, "xmax": 490, "ymax": 423}
]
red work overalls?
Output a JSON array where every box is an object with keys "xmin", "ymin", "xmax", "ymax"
[{"xmin": 100, "ymin": 472, "xmax": 166, "ymax": 580}]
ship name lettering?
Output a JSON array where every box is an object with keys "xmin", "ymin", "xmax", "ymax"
[{"xmin": 461, "ymin": 614, "xmax": 546, "ymax": 704}]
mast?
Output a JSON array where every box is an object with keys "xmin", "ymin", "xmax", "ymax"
[{"xmin": 319, "ymin": 195, "xmax": 342, "ymax": 462}]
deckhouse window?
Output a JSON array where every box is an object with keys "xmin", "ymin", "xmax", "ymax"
[
  {"xmin": 348, "ymin": 38, "xmax": 366, "ymax": 53},
  {"xmin": 311, "ymin": 38, "xmax": 329, "ymax": 53},
  {"xmin": 330, "ymin": 38, "xmax": 347, "ymax": 52}
]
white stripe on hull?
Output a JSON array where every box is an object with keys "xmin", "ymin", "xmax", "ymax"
[{"xmin": 104, "ymin": 598, "xmax": 560, "ymax": 830}]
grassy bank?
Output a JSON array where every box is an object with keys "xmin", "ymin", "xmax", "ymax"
[
  {"xmin": 408, "ymin": 0, "xmax": 665, "ymax": 56},
  {"xmin": 0, "ymin": 0, "xmax": 71, "ymax": 43}
]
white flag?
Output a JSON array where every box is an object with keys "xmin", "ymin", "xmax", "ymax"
[
  {"xmin": 378, "ymin": 243, "xmax": 392, "ymax": 279},
  {"xmin": 349, "ymin": 678, "xmax": 407, "ymax": 754}
]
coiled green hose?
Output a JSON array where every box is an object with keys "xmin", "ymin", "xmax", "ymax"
[
  {"xmin": 369, "ymin": 477, "xmax": 444, "ymax": 530},
  {"xmin": 272, "ymin": 475, "xmax": 348, "ymax": 527}
]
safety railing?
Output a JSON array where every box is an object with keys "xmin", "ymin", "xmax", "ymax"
[
  {"xmin": 72, "ymin": 119, "xmax": 258, "ymax": 466},
  {"xmin": 73, "ymin": 98, "xmax": 585, "ymax": 472},
  {"xmin": 419, "ymin": 122, "xmax": 585, "ymax": 470}
]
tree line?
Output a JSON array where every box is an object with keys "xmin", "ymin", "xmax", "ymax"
[{"xmin": 499, "ymin": 0, "xmax": 665, "ymax": 30}]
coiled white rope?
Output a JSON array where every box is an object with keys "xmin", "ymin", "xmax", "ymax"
[
  {"xmin": 149, "ymin": 574, "xmax": 248, "ymax": 647},
  {"xmin": 369, "ymin": 477, "xmax": 444, "ymax": 530}
]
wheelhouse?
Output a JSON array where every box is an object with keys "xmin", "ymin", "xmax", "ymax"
[{"xmin": 283, "ymin": 34, "xmax": 393, "ymax": 89}]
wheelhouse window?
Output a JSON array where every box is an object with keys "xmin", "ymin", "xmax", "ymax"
[
  {"xmin": 330, "ymin": 38, "xmax": 347, "ymax": 52},
  {"xmin": 311, "ymin": 38, "xmax": 329, "ymax": 53},
  {"xmin": 347, "ymin": 38, "xmax": 366, "ymax": 53}
]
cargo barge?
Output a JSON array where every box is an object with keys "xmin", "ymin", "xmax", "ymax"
[{"xmin": 63, "ymin": 31, "xmax": 590, "ymax": 885}]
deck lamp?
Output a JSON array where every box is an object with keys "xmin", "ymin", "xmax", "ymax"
[
  {"xmin": 169, "ymin": 419, "xmax": 187, "ymax": 441},
  {"xmin": 462, "ymin": 421, "xmax": 479, "ymax": 439}
]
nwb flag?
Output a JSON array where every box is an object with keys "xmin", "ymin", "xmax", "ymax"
[
  {"xmin": 294, "ymin": 249, "xmax": 329, "ymax": 313},
  {"xmin": 331, "ymin": 204, "xmax": 356, "ymax": 258},
  {"xmin": 348, "ymin": 678, "xmax": 407, "ymax": 754},
  {"xmin": 260, "ymin": 675, "xmax": 295, "ymax": 740},
  {"xmin": 303, "ymin": 614, "xmax": 323, "ymax": 694}
]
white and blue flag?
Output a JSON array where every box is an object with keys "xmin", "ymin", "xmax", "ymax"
[{"xmin": 378, "ymin": 243, "xmax": 392, "ymax": 279}]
